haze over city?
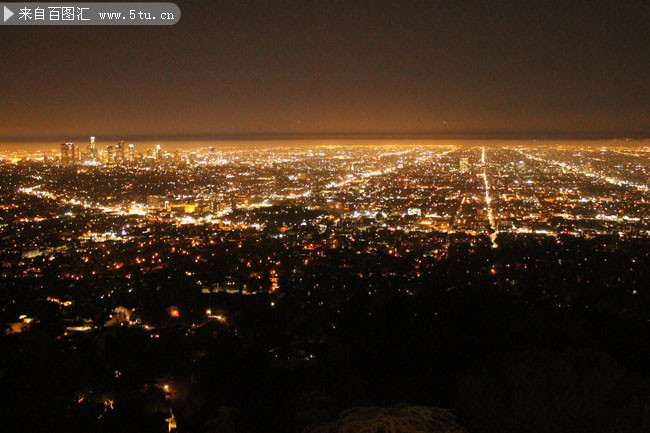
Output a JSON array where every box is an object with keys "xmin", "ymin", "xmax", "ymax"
[{"xmin": 1, "ymin": 0, "xmax": 649, "ymax": 142}]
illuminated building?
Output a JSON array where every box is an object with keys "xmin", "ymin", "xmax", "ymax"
[
  {"xmin": 156, "ymin": 144, "xmax": 162, "ymax": 160},
  {"xmin": 212, "ymin": 201, "xmax": 228, "ymax": 213},
  {"xmin": 459, "ymin": 158, "xmax": 469, "ymax": 173},
  {"xmin": 170, "ymin": 203, "xmax": 197, "ymax": 215},
  {"xmin": 88, "ymin": 136, "xmax": 98, "ymax": 160},
  {"xmin": 128, "ymin": 143, "xmax": 136, "ymax": 161},
  {"xmin": 147, "ymin": 195, "xmax": 166, "ymax": 208},
  {"xmin": 60, "ymin": 142, "xmax": 69, "ymax": 163},
  {"xmin": 116, "ymin": 140, "xmax": 126, "ymax": 162},
  {"xmin": 60, "ymin": 142, "xmax": 76, "ymax": 164},
  {"xmin": 105, "ymin": 145, "xmax": 115, "ymax": 163}
]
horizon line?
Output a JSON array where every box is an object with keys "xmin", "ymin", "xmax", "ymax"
[{"xmin": 2, "ymin": 131, "xmax": 650, "ymax": 143}]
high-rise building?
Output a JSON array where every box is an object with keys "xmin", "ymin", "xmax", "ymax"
[
  {"xmin": 60, "ymin": 142, "xmax": 69, "ymax": 164},
  {"xmin": 88, "ymin": 136, "xmax": 97, "ymax": 160},
  {"xmin": 116, "ymin": 141, "xmax": 126, "ymax": 162},
  {"xmin": 60, "ymin": 142, "xmax": 76, "ymax": 164},
  {"xmin": 106, "ymin": 145, "xmax": 115, "ymax": 163},
  {"xmin": 128, "ymin": 143, "xmax": 136, "ymax": 161},
  {"xmin": 156, "ymin": 144, "xmax": 162, "ymax": 161}
]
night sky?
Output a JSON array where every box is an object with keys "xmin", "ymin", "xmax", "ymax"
[{"xmin": 0, "ymin": 0, "xmax": 648, "ymax": 142}]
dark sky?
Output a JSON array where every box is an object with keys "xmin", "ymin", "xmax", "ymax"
[{"xmin": 0, "ymin": 0, "xmax": 649, "ymax": 141}]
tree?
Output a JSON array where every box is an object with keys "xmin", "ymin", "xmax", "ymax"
[{"xmin": 304, "ymin": 405, "xmax": 467, "ymax": 433}]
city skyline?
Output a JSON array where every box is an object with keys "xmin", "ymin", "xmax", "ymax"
[{"xmin": 3, "ymin": 137, "xmax": 650, "ymax": 154}]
